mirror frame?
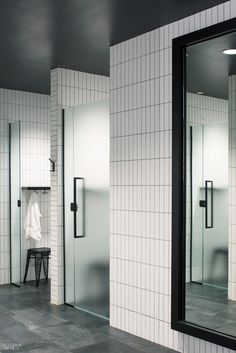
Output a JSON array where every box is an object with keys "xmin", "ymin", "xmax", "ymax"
[{"xmin": 171, "ymin": 17, "xmax": 236, "ymax": 350}]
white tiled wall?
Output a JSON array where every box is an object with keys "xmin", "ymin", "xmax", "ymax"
[
  {"xmin": 229, "ymin": 75, "xmax": 236, "ymax": 301},
  {"xmin": 21, "ymin": 121, "xmax": 50, "ymax": 187},
  {"xmin": 0, "ymin": 88, "xmax": 50, "ymax": 284},
  {"xmin": 110, "ymin": 1, "xmax": 236, "ymax": 352},
  {"xmin": 50, "ymin": 68, "xmax": 109, "ymax": 304}
]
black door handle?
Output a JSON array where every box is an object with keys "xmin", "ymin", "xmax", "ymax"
[
  {"xmin": 199, "ymin": 181, "xmax": 213, "ymax": 228},
  {"xmin": 205, "ymin": 180, "xmax": 213, "ymax": 229},
  {"xmin": 199, "ymin": 200, "xmax": 206, "ymax": 207},
  {"xmin": 72, "ymin": 177, "xmax": 85, "ymax": 238},
  {"xmin": 70, "ymin": 202, "xmax": 78, "ymax": 212}
]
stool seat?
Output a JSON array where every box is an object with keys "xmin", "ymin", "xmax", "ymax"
[
  {"xmin": 23, "ymin": 247, "xmax": 51, "ymax": 287},
  {"xmin": 28, "ymin": 247, "xmax": 50, "ymax": 255}
]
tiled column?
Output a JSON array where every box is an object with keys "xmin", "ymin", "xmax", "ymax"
[
  {"xmin": 229, "ymin": 75, "xmax": 236, "ymax": 301},
  {"xmin": 50, "ymin": 68, "xmax": 109, "ymax": 305}
]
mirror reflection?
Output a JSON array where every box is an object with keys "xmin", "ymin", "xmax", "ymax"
[{"xmin": 185, "ymin": 30, "xmax": 236, "ymax": 337}]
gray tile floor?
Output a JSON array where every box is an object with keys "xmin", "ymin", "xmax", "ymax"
[
  {"xmin": 186, "ymin": 283, "xmax": 236, "ymax": 336},
  {"xmin": 0, "ymin": 281, "xmax": 177, "ymax": 353}
]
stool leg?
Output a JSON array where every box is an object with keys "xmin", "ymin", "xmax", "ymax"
[
  {"xmin": 42, "ymin": 255, "xmax": 49, "ymax": 280},
  {"xmin": 46, "ymin": 256, "xmax": 49, "ymax": 279},
  {"xmin": 23, "ymin": 253, "xmax": 31, "ymax": 283},
  {"xmin": 35, "ymin": 256, "xmax": 42, "ymax": 287}
]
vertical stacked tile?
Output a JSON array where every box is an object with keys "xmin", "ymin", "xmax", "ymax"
[
  {"xmin": 50, "ymin": 68, "xmax": 109, "ymax": 304},
  {"xmin": 110, "ymin": 1, "xmax": 235, "ymax": 352},
  {"xmin": 229, "ymin": 75, "xmax": 236, "ymax": 301},
  {"xmin": 231, "ymin": 0, "xmax": 236, "ymax": 17},
  {"xmin": 0, "ymin": 88, "xmax": 50, "ymax": 284}
]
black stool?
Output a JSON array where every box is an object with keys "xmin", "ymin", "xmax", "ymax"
[{"xmin": 23, "ymin": 247, "xmax": 51, "ymax": 287}]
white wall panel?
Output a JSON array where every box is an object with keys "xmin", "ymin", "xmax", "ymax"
[{"xmin": 110, "ymin": 1, "xmax": 236, "ymax": 352}]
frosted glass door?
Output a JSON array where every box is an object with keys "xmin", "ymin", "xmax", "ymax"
[
  {"xmin": 10, "ymin": 121, "xmax": 21, "ymax": 286},
  {"xmin": 64, "ymin": 100, "xmax": 109, "ymax": 319},
  {"xmin": 191, "ymin": 125, "xmax": 204, "ymax": 283},
  {"xmin": 191, "ymin": 123, "xmax": 228, "ymax": 288},
  {"xmin": 202, "ymin": 124, "xmax": 228, "ymax": 288}
]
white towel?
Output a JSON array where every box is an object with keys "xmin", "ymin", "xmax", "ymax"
[{"xmin": 25, "ymin": 192, "xmax": 42, "ymax": 241}]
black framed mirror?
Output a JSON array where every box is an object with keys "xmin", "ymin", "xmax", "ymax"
[{"xmin": 172, "ymin": 17, "xmax": 236, "ymax": 350}]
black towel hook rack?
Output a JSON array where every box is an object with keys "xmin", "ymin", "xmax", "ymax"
[{"xmin": 21, "ymin": 187, "xmax": 51, "ymax": 195}]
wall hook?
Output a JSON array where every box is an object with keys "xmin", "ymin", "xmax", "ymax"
[{"xmin": 49, "ymin": 158, "xmax": 55, "ymax": 172}]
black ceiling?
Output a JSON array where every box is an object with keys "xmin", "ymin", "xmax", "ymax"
[
  {"xmin": 187, "ymin": 31, "xmax": 236, "ymax": 100},
  {"xmin": 0, "ymin": 0, "xmax": 228, "ymax": 94}
]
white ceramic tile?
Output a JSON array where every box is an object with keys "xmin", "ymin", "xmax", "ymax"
[{"xmin": 109, "ymin": 1, "xmax": 235, "ymax": 352}]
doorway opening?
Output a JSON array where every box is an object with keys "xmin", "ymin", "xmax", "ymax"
[{"xmin": 7, "ymin": 93, "xmax": 51, "ymax": 307}]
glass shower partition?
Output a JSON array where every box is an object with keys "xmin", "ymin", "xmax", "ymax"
[
  {"xmin": 64, "ymin": 100, "xmax": 110, "ymax": 319},
  {"xmin": 189, "ymin": 123, "xmax": 228, "ymax": 288},
  {"xmin": 10, "ymin": 121, "xmax": 21, "ymax": 286}
]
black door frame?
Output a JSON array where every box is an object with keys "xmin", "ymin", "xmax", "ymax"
[{"xmin": 172, "ymin": 17, "xmax": 236, "ymax": 350}]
